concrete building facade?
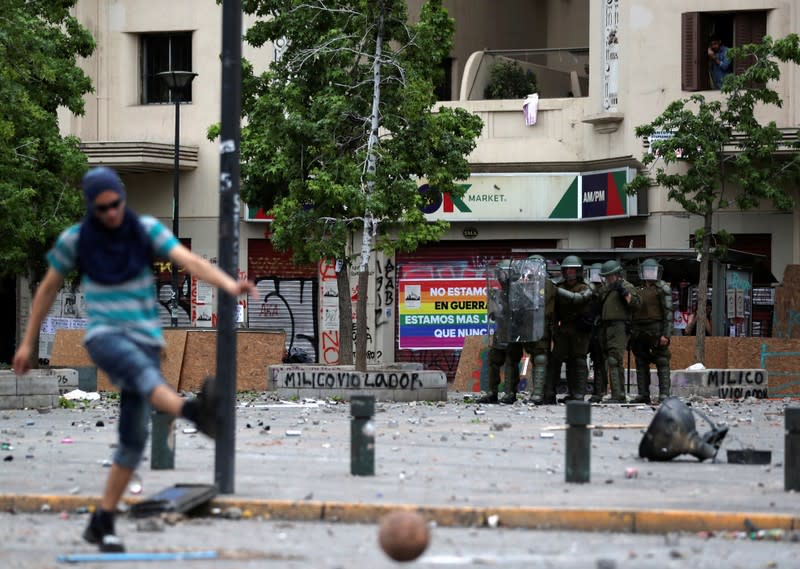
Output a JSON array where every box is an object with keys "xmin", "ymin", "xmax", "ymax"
[{"xmin": 15, "ymin": 1, "xmax": 799, "ymax": 374}]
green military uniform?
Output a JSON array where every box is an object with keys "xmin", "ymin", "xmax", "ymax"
[
  {"xmin": 631, "ymin": 259, "xmax": 673, "ymax": 403},
  {"xmin": 478, "ymin": 340, "xmax": 524, "ymax": 404},
  {"xmin": 598, "ymin": 260, "xmax": 640, "ymax": 403},
  {"xmin": 549, "ymin": 256, "xmax": 594, "ymax": 402},
  {"xmin": 587, "ymin": 280, "xmax": 608, "ymax": 403},
  {"xmin": 585, "ymin": 263, "xmax": 608, "ymax": 403}
]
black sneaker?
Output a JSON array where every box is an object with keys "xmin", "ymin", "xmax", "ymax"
[
  {"xmin": 499, "ymin": 392, "xmax": 517, "ymax": 404},
  {"xmin": 193, "ymin": 376, "xmax": 219, "ymax": 439},
  {"xmin": 475, "ymin": 392, "xmax": 498, "ymax": 404},
  {"xmin": 83, "ymin": 511, "xmax": 125, "ymax": 553}
]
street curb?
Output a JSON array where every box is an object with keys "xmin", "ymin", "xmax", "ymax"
[{"xmin": 2, "ymin": 494, "xmax": 798, "ymax": 534}]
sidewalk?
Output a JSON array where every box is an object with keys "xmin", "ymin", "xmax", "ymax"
[{"xmin": 1, "ymin": 393, "xmax": 798, "ymax": 533}]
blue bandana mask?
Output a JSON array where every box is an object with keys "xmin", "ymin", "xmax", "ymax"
[{"xmin": 77, "ymin": 167, "xmax": 152, "ymax": 285}]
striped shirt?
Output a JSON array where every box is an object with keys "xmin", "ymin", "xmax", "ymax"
[{"xmin": 47, "ymin": 215, "xmax": 179, "ymax": 347}]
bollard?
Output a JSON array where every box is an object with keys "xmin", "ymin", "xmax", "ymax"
[
  {"xmin": 350, "ymin": 394, "xmax": 375, "ymax": 476},
  {"xmin": 786, "ymin": 407, "xmax": 800, "ymax": 491},
  {"xmin": 151, "ymin": 410, "xmax": 175, "ymax": 470},
  {"xmin": 76, "ymin": 366, "xmax": 97, "ymax": 392},
  {"xmin": 565, "ymin": 400, "xmax": 591, "ymax": 483}
]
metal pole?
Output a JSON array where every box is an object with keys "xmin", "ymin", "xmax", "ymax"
[
  {"xmin": 170, "ymin": 89, "xmax": 181, "ymax": 328},
  {"xmin": 350, "ymin": 395, "xmax": 375, "ymax": 476},
  {"xmin": 565, "ymin": 400, "xmax": 591, "ymax": 483},
  {"xmin": 214, "ymin": 0, "xmax": 242, "ymax": 494},
  {"xmin": 786, "ymin": 407, "xmax": 800, "ymax": 491}
]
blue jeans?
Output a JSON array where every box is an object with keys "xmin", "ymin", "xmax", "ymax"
[{"xmin": 86, "ymin": 333, "xmax": 165, "ymax": 469}]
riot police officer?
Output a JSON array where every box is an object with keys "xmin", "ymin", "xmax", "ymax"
[
  {"xmin": 549, "ymin": 256, "xmax": 594, "ymax": 402},
  {"xmin": 520, "ymin": 255, "xmax": 556, "ymax": 405},
  {"xmin": 586, "ymin": 263, "xmax": 608, "ymax": 403},
  {"xmin": 478, "ymin": 260, "xmax": 523, "ymax": 404},
  {"xmin": 630, "ymin": 258, "xmax": 673, "ymax": 403},
  {"xmin": 598, "ymin": 260, "xmax": 640, "ymax": 403}
]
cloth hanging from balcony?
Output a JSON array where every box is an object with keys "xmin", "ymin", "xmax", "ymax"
[{"xmin": 523, "ymin": 93, "xmax": 539, "ymax": 126}]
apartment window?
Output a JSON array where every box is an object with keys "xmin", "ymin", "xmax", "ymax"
[
  {"xmin": 681, "ymin": 11, "xmax": 767, "ymax": 91},
  {"xmin": 141, "ymin": 32, "xmax": 193, "ymax": 104}
]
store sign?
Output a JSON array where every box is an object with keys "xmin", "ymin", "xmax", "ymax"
[
  {"xmin": 462, "ymin": 227, "xmax": 479, "ymax": 239},
  {"xmin": 581, "ymin": 170, "xmax": 628, "ymax": 219},
  {"xmin": 245, "ymin": 205, "xmax": 273, "ymax": 222},
  {"xmin": 419, "ymin": 168, "xmax": 636, "ymax": 221},
  {"xmin": 398, "ymin": 278, "xmax": 488, "ymax": 349}
]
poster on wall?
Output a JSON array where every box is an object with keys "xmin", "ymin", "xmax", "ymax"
[
  {"xmin": 398, "ymin": 278, "xmax": 488, "ymax": 349},
  {"xmin": 194, "ymin": 279, "xmax": 214, "ymax": 328}
]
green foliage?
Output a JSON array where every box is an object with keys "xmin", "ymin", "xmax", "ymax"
[
  {"xmin": 236, "ymin": 0, "xmax": 483, "ymax": 267},
  {"xmin": 0, "ymin": 1, "xmax": 95, "ymax": 284},
  {"xmin": 58, "ymin": 396, "xmax": 76, "ymax": 409},
  {"xmin": 484, "ymin": 60, "xmax": 537, "ymax": 100}
]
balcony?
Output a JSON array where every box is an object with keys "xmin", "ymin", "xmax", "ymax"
[
  {"xmin": 459, "ymin": 48, "xmax": 590, "ymax": 101},
  {"xmin": 80, "ymin": 141, "xmax": 199, "ymax": 174}
]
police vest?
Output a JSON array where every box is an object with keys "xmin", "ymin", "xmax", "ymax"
[{"xmin": 634, "ymin": 284, "xmax": 663, "ymax": 321}]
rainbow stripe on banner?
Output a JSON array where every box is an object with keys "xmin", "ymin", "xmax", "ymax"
[{"xmin": 398, "ymin": 278, "xmax": 488, "ymax": 350}]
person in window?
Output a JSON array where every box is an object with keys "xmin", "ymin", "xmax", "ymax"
[
  {"xmin": 708, "ymin": 37, "xmax": 732, "ymax": 89},
  {"xmin": 685, "ymin": 304, "xmax": 712, "ymax": 336}
]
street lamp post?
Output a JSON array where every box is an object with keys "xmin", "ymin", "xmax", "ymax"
[{"xmin": 158, "ymin": 70, "xmax": 198, "ymax": 328}]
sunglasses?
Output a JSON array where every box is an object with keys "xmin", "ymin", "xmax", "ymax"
[{"xmin": 94, "ymin": 198, "xmax": 123, "ymax": 213}]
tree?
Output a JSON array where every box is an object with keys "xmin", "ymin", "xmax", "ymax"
[
  {"xmin": 237, "ymin": 0, "xmax": 483, "ymax": 369},
  {"xmin": 628, "ymin": 34, "xmax": 799, "ymax": 362},
  {"xmin": 0, "ymin": 0, "xmax": 95, "ymax": 362}
]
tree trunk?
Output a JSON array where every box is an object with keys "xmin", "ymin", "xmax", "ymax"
[
  {"xmin": 694, "ymin": 210, "xmax": 713, "ymax": 363},
  {"xmin": 354, "ymin": 2, "xmax": 385, "ymax": 373},
  {"xmin": 355, "ymin": 262, "xmax": 369, "ymax": 371},
  {"xmin": 336, "ymin": 259, "xmax": 353, "ymax": 366}
]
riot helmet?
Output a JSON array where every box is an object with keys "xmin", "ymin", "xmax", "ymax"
[
  {"xmin": 587, "ymin": 262, "xmax": 603, "ymax": 284},
  {"xmin": 520, "ymin": 255, "xmax": 546, "ymax": 282},
  {"xmin": 495, "ymin": 259, "xmax": 512, "ymax": 285},
  {"xmin": 599, "ymin": 259, "xmax": 623, "ymax": 277},
  {"xmin": 639, "ymin": 258, "xmax": 662, "ymax": 282},
  {"xmin": 560, "ymin": 255, "xmax": 584, "ymax": 282}
]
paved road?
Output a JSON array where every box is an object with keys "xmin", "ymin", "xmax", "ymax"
[
  {"xmin": 3, "ymin": 512, "xmax": 799, "ymax": 569},
  {"xmin": 3, "ymin": 393, "xmax": 799, "ymax": 566},
  {"xmin": 1, "ymin": 394, "xmax": 795, "ymax": 515}
]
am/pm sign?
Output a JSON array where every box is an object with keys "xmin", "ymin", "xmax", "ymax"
[{"xmin": 398, "ymin": 279, "xmax": 488, "ymax": 350}]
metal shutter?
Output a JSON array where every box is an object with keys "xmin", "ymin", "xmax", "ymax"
[
  {"xmin": 247, "ymin": 239, "xmax": 319, "ymax": 362},
  {"xmin": 395, "ymin": 239, "xmax": 557, "ymax": 382}
]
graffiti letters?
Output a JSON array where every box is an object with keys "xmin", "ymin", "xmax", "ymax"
[{"xmin": 278, "ymin": 371, "xmax": 423, "ymax": 390}]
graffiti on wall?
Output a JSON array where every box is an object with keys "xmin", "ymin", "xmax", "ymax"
[
  {"xmin": 374, "ymin": 257, "xmax": 395, "ymax": 333},
  {"xmin": 252, "ymin": 275, "xmax": 318, "ymax": 361},
  {"xmin": 318, "ymin": 258, "xmax": 383, "ymax": 365}
]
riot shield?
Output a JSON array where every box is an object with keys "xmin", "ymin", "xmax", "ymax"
[
  {"xmin": 486, "ymin": 261, "xmax": 512, "ymax": 347},
  {"xmin": 508, "ymin": 257, "xmax": 547, "ymax": 343}
]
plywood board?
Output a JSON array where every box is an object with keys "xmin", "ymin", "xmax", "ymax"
[
  {"xmin": 178, "ymin": 330, "xmax": 286, "ymax": 392},
  {"xmin": 49, "ymin": 330, "xmax": 113, "ymax": 391},
  {"xmin": 161, "ymin": 329, "xmax": 188, "ymax": 390},
  {"xmin": 754, "ymin": 338, "xmax": 800, "ymax": 397},
  {"xmin": 773, "ymin": 264, "xmax": 800, "ymax": 339},
  {"xmin": 453, "ymin": 335, "xmax": 488, "ymax": 393},
  {"xmin": 668, "ymin": 336, "xmax": 728, "ymax": 369}
]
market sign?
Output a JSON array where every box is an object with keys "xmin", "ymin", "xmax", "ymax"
[
  {"xmin": 398, "ymin": 278, "xmax": 488, "ymax": 350},
  {"xmin": 419, "ymin": 168, "xmax": 637, "ymax": 221}
]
